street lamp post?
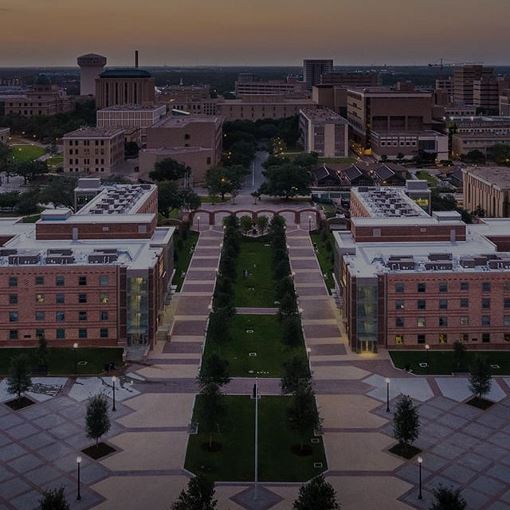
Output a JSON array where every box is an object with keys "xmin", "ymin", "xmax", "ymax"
[
  {"xmin": 385, "ymin": 378, "xmax": 390, "ymax": 412},
  {"xmin": 73, "ymin": 342, "xmax": 79, "ymax": 376},
  {"xmin": 425, "ymin": 344, "xmax": 430, "ymax": 373},
  {"xmin": 253, "ymin": 378, "xmax": 259, "ymax": 501},
  {"xmin": 76, "ymin": 456, "xmax": 82, "ymax": 501},
  {"xmin": 197, "ymin": 216, "xmax": 200, "ymax": 232},
  {"xmin": 112, "ymin": 376, "xmax": 117, "ymax": 412},
  {"xmin": 417, "ymin": 456, "xmax": 423, "ymax": 499},
  {"xmin": 308, "ymin": 215, "xmax": 312, "ymax": 231}
]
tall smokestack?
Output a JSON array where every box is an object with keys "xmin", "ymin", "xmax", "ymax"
[{"xmin": 135, "ymin": 50, "xmax": 139, "ymax": 68}]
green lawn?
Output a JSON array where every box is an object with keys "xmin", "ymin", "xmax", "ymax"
[
  {"xmin": 234, "ymin": 238, "xmax": 276, "ymax": 307},
  {"xmin": 204, "ymin": 315, "xmax": 306, "ymax": 377},
  {"xmin": 0, "ymin": 347, "xmax": 124, "ymax": 376},
  {"xmin": 310, "ymin": 232, "xmax": 335, "ymax": 292},
  {"xmin": 11, "ymin": 144, "xmax": 46, "ymax": 163},
  {"xmin": 22, "ymin": 213, "xmax": 41, "ymax": 223},
  {"xmin": 416, "ymin": 170, "xmax": 439, "ymax": 187},
  {"xmin": 390, "ymin": 350, "xmax": 510, "ymax": 375},
  {"xmin": 172, "ymin": 230, "xmax": 199, "ymax": 291},
  {"xmin": 185, "ymin": 395, "xmax": 327, "ymax": 482},
  {"xmin": 46, "ymin": 155, "xmax": 64, "ymax": 169}
]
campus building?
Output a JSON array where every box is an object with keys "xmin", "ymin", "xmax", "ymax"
[
  {"xmin": 4, "ymin": 81, "xmax": 74, "ymax": 118},
  {"xmin": 0, "ymin": 180, "xmax": 173, "ymax": 350},
  {"xmin": 235, "ymin": 76, "xmax": 308, "ymax": 98},
  {"xmin": 500, "ymin": 92, "xmax": 510, "ymax": 116},
  {"xmin": 303, "ymin": 59, "xmax": 333, "ymax": 88},
  {"xmin": 139, "ymin": 114, "xmax": 223, "ymax": 184},
  {"xmin": 63, "ymin": 127, "xmax": 125, "ymax": 175},
  {"xmin": 473, "ymin": 76, "xmax": 510, "ymax": 114},
  {"xmin": 96, "ymin": 104, "xmax": 167, "ymax": 143},
  {"xmin": 299, "ymin": 108, "xmax": 348, "ymax": 158},
  {"xmin": 335, "ymin": 185, "xmax": 510, "ymax": 352},
  {"xmin": 95, "ymin": 69, "xmax": 156, "ymax": 109},
  {"xmin": 0, "ymin": 127, "xmax": 9, "ymax": 145},
  {"xmin": 453, "ymin": 65, "xmax": 495, "ymax": 105},
  {"xmin": 463, "ymin": 167, "xmax": 510, "ymax": 217}
]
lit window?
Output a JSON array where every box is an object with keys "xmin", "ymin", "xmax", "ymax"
[
  {"xmin": 100, "ymin": 293, "xmax": 109, "ymax": 304},
  {"xmin": 439, "ymin": 334, "xmax": 448, "ymax": 344},
  {"xmin": 395, "ymin": 335, "xmax": 404, "ymax": 344},
  {"xmin": 417, "ymin": 318, "xmax": 425, "ymax": 327},
  {"xmin": 36, "ymin": 294, "xmax": 45, "ymax": 304}
]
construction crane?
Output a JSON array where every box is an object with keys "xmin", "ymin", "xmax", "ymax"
[{"xmin": 428, "ymin": 59, "xmax": 483, "ymax": 69}]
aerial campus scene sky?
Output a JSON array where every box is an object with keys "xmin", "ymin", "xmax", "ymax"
[{"xmin": 0, "ymin": 0, "xmax": 509, "ymax": 66}]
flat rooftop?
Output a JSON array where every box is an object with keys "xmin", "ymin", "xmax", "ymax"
[
  {"xmin": 152, "ymin": 114, "xmax": 222, "ymax": 128},
  {"xmin": 98, "ymin": 104, "xmax": 166, "ymax": 112},
  {"xmin": 334, "ymin": 220, "xmax": 510, "ymax": 277},
  {"xmin": 63, "ymin": 127, "xmax": 125, "ymax": 139},
  {"xmin": 352, "ymin": 187, "xmax": 429, "ymax": 218},
  {"xmin": 75, "ymin": 183, "xmax": 156, "ymax": 216},
  {"xmin": 300, "ymin": 107, "xmax": 347, "ymax": 124},
  {"xmin": 462, "ymin": 167, "xmax": 510, "ymax": 189}
]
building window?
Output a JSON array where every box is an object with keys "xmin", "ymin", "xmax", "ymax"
[
  {"xmin": 417, "ymin": 334, "xmax": 426, "ymax": 344},
  {"xmin": 100, "ymin": 328, "xmax": 108, "ymax": 338},
  {"xmin": 482, "ymin": 333, "xmax": 491, "ymax": 343},
  {"xmin": 439, "ymin": 317, "xmax": 448, "ymax": 327},
  {"xmin": 482, "ymin": 282, "xmax": 491, "ymax": 292},
  {"xmin": 9, "ymin": 276, "xmax": 17, "ymax": 287},
  {"xmin": 395, "ymin": 283, "xmax": 404, "ymax": 293},
  {"xmin": 439, "ymin": 299, "xmax": 448, "ymax": 310},
  {"xmin": 395, "ymin": 335, "xmax": 404, "ymax": 344},
  {"xmin": 460, "ymin": 281, "xmax": 469, "ymax": 291},
  {"xmin": 439, "ymin": 282, "xmax": 448, "ymax": 293},
  {"xmin": 35, "ymin": 276, "xmax": 44, "ymax": 285},
  {"xmin": 100, "ymin": 311, "xmax": 109, "ymax": 321},
  {"xmin": 460, "ymin": 316, "xmax": 469, "ymax": 326},
  {"xmin": 79, "ymin": 276, "xmax": 87, "ymax": 286},
  {"xmin": 481, "ymin": 315, "xmax": 491, "ymax": 326},
  {"xmin": 417, "ymin": 283, "xmax": 426, "ymax": 293},
  {"xmin": 9, "ymin": 330, "xmax": 18, "ymax": 340},
  {"xmin": 56, "ymin": 311, "xmax": 65, "ymax": 322},
  {"xmin": 100, "ymin": 293, "xmax": 109, "ymax": 304},
  {"xmin": 504, "ymin": 282, "xmax": 510, "ymax": 292},
  {"xmin": 504, "ymin": 298, "xmax": 510, "ymax": 309},
  {"xmin": 56, "ymin": 329, "xmax": 65, "ymax": 339},
  {"xmin": 35, "ymin": 311, "xmax": 45, "ymax": 321},
  {"xmin": 79, "ymin": 329, "xmax": 87, "ymax": 339},
  {"xmin": 9, "ymin": 294, "xmax": 18, "ymax": 305},
  {"xmin": 482, "ymin": 298, "xmax": 490, "ymax": 309},
  {"xmin": 396, "ymin": 317, "xmax": 404, "ymax": 327},
  {"xmin": 439, "ymin": 334, "xmax": 448, "ymax": 344},
  {"xmin": 56, "ymin": 275, "xmax": 65, "ymax": 287},
  {"xmin": 395, "ymin": 300, "xmax": 404, "ymax": 310},
  {"xmin": 9, "ymin": 312, "xmax": 18, "ymax": 322},
  {"xmin": 36, "ymin": 329, "xmax": 44, "ymax": 339},
  {"xmin": 505, "ymin": 316, "xmax": 510, "ymax": 327},
  {"xmin": 79, "ymin": 294, "xmax": 87, "ymax": 304},
  {"xmin": 79, "ymin": 311, "xmax": 87, "ymax": 321},
  {"xmin": 461, "ymin": 333, "xmax": 469, "ymax": 342},
  {"xmin": 417, "ymin": 318, "xmax": 425, "ymax": 327},
  {"xmin": 417, "ymin": 300, "xmax": 426, "ymax": 310},
  {"xmin": 36, "ymin": 294, "xmax": 45, "ymax": 304},
  {"xmin": 460, "ymin": 298, "xmax": 469, "ymax": 308},
  {"xmin": 56, "ymin": 293, "xmax": 65, "ymax": 304},
  {"xmin": 505, "ymin": 333, "xmax": 510, "ymax": 342},
  {"xmin": 100, "ymin": 275, "xmax": 109, "ymax": 286}
]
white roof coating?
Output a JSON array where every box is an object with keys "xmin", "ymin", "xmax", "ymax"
[{"xmin": 352, "ymin": 187, "xmax": 429, "ymax": 218}]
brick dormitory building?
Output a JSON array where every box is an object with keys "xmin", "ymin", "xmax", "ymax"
[
  {"xmin": 335, "ymin": 183, "xmax": 510, "ymax": 353},
  {"xmin": 0, "ymin": 179, "xmax": 174, "ymax": 351}
]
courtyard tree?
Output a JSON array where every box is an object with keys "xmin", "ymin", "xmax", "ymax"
[
  {"xmin": 288, "ymin": 381, "xmax": 321, "ymax": 453},
  {"xmin": 205, "ymin": 165, "xmax": 249, "ymax": 200},
  {"xmin": 430, "ymin": 486, "xmax": 466, "ymax": 510},
  {"xmin": 198, "ymin": 354, "xmax": 231, "ymax": 388},
  {"xmin": 279, "ymin": 291, "xmax": 297, "ymax": 318},
  {"xmin": 256, "ymin": 215, "xmax": 269, "ymax": 234},
  {"xmin": 259, "ymin": 162, "xmax": 313, "ymax": 199},
  {"xmin": 281, "ymin": 355, "xmax": 311, "ymax": 394},
  {"xmin": 282, "ymin": 315, "xmax": 302, "ymax": 347},
  {"xmin": 39, "ymin": 488, "xmax": 70, "ymax": 510},
  {"xmin": 38, "ymin": 175, "xmax": 77, "ymax": 211},
  {"xmin": 469, "ymin": 356, "xmax": 492, "ymax": 401},
  {"xmin": 393, "ymin": 395, "xmax": 420, "ymax": 455},
  {"xmin": 7, "ymin": 354, "xmax": 32, "ymax": 401},
  {"xmin": 293, "ymin": 475, "xmax": 340, "ymax": 510},
  {"xmin": 240, "ymin": 215, "xmax": 253, "ymax": 234},
  {"xmin": 157, "ymin": 181, "xmax": 183, "ymax": 217},
  {"xmin": 200, "ymin": 382, "xmax": 226, "ymax": 450},
  {"xmin": 14, "ymin": 160, "xmax": 48, "ymax": 184},
  {"xmin": 149, "ymin": 158, "xmax": 190, "ymax": 182},
  {"xmin": 172, "ymin": 475, "xmax": 217, "ymax": 510},
  {"xmin": 36, "ymin": 334, "xmax": 49, "ymax": 368},
  {"xmin": 208, "ymin": 308, "xmax": 233, "ymax": 342},
  {"xmin": 452, "ymin": 340, "xmax": 466, "ymax": 370},
  {"xmin": 85, "ymin": 394, "xmax": 111, "ymax": 448}
]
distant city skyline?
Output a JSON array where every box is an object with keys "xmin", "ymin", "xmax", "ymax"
[{"xmin": 0, "ymin": 0, "xmax": 509, "ymax": 67}]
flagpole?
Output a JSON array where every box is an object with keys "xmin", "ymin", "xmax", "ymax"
[{"xmin": 254, "ymin": 377, "xmax": 259, "ymax": 501}]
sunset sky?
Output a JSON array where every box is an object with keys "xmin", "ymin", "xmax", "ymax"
[{"xmin": 0, "ymin": 0, "xmax": 508, "ymax": 66}]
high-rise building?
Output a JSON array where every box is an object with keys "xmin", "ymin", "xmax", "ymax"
[
  {"xmin": 77, "ymin": 54, "xmax": 107, "ymax": 96},
  {"xmin": 303, "ymin": 59, "xmax": 333, "ymax": 89},
  {"xmin": 473, "ymin": 76, "xmax": 510, "ymax": 114},
  {"xmin": 453, "ymin": 65, "xmax": 495, "ymax": 105}
]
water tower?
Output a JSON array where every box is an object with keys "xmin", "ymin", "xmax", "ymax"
[{"xmin": 77, "ymin": 53, "xmax": 107, "ymax": 96}]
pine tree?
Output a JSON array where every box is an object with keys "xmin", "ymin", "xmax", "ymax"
[
  {"xmin": 7, "ymin": 354, "xmax": 32, "ymax": 401},
  {"xmin": 200, "ymin": 383, "xmax": 226, "ymax": 450},
  {"xmin": 39, "ymin": 488, "xmax": 70, "ymax": 510},
  {"xmin": 281, "ymin": 356, "xmax": 311, "ymax": 394},
  {"xmin": 85, "ymin": 394, "xmax": 111, "ymax": 447},
  {"xmin": 430, "ymin": 486, "xmax": 466, "ymax": 510},
  {"xmin": 198, "ymin": 354, "xmax": 231, "ymax": 388},
  {"xmin": 288, "ymin": 381, "xmax": 321, "ymax": 452},
  {"xmin": 469, "ymin": 356, "xmax": 492, "ymax": 400},
  {"xmin": 172, "ymin": 475, "xmax": 217, "ymax": 510},
  {"xmin": 393, "ymin": 395, "xmax": 420, "ymax": 451},
  {"xmin": 293, "ymin": 475, "xmax": 340, "ymax": 510}
]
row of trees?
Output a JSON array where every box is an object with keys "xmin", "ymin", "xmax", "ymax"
[{"xmin": 460, "ymin": 144, "xmax": 510, "ymax": 166}]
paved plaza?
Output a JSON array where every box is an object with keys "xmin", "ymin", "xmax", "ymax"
[{"xmin": 1, "ymin": 222, "xmax": 510, "ymax": 509}]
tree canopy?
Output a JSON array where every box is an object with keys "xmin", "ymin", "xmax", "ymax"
[
  {"xmin": 149, "ymin": 158, "xmax": 191, "ymax": 182},
  {"xmin": 205, "ymin": 165, "xmax": 249, "ymax": 200},
  {"xmin": 85, "ymin": 394, "xmax": 111, "ymax": 447},
  {"xmin": 259, "ymin": 161, "xmax": 313, "ymax": 199},
  {"xmin": 172, "ymin": 476, "xmax": 217, "ymax": 510},
  {"xmin": 293, "ymin": 475, "xmax": 340, "ymax": 510}
]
